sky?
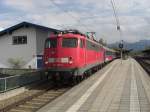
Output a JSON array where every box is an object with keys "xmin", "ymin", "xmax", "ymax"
[{"xmin": 0, "ymin": 0, "xmax": 150, "ymax": 43}]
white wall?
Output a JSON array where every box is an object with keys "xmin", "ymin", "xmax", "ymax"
[
  {"xmin": 36, "ymin": 28, "xmax": 50, "ymax": 55},
  {"xmin": 36, "ymin": 28, "xmax": 54, "ymax": 55},
  {"xmin": 0, "ymin": 27, "xmax": 37, "ymax": 68}
]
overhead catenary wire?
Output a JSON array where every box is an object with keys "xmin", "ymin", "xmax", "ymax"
[
  {"xmin": 110, "ymin": 0, "xmax": 123, "ymax": 41},
  {"xmin": 111, "ymin": 0, "xmax": 124, "ymax": 62},
  {"xmin": 111, "ymin": 0, "xmax": 120, "ymax": 30}
]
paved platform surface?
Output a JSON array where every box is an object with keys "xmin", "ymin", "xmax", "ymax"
[{"xmin": 37, "ymin": 58, "xmax": 150, "ymax": 112}]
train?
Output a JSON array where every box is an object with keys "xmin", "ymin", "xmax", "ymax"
[
  {"xmin": 104, "ymin": 46, "xmax": 117, "ymax": 62},
  {"xmin": 43, "ymin": 30, "xmax": 117, "ymax": 83}
]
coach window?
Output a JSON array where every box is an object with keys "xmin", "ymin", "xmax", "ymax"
[
  {"xmin": 106, "ymin": 51, "xmax": 112, "ymax": 55},
  {"xmin": 13, "ymin": 36, "xmax": 27, "ymax": 45},
  {"xmin": 62, "ymin": 38, "xmax": 78, "ymax": 48},
  {"xmin": 80, "ymin": 39, "xmax": 84, "ymax": 48}
]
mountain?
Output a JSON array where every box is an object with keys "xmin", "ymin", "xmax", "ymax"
[{"xmin": 109, "ymin": 40, "xmax": 150, "ymax": 51}]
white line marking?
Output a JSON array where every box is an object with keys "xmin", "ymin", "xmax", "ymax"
[
  {"xmin": 65, "ymin": 62, "xmax": 117, "ymax": 112},
  {"xmin": 130, "ymin": 60, "xmax": 140, "ymax": 112}
]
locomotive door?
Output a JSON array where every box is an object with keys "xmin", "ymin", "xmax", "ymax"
[{"xmin": 79, "ymin": 39, "xmax": 86, "ymax": 66}]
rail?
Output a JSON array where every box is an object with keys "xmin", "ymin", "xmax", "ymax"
[{"xmin": 134, "ymin": 56, "xmax": 150, "ymax": 75}]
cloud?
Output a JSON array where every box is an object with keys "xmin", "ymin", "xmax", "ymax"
[
  {"xmin": 0, "ymin": 0, "xmax": 150, "ymax": 43},
  {"xmin": 0, "ymin": 28, "xmax": 4, "ymax": 31},
  {"xmin": 4, "ymin": 0, "xmax": 35, "ymax": 11},
  {"xmin": 0, "ymin": 20, "xmax": 14, "ymax": 29}
]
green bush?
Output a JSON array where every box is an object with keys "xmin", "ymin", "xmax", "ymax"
[{"xmin": 8, "ymin": 57, "xmax": 25, "ymax": 69}]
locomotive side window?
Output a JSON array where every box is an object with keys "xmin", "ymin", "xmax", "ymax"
[
  {"xmin": 62, "ymin": 38, "xmax": 77, "ymax": 48},
  {"xmin": 80, "ymin": 39, "xmax": 84, "ymax": 48},
  {"xmin": 86, "ymin": 40, "xmax": 91, "ymax": 50},
  {"xmin": 86, "ymin": 40, "xmax": 99, "ymax": 51},
  {"xmin": 45, "ymin": 38, "xmax": 57, "ymax": 48}
]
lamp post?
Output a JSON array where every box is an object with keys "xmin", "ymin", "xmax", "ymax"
[{"xmin": 119, "ymin": 40, "xmax": 123, "ymax": 63}]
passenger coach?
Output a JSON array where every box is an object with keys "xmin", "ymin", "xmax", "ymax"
[{"xmin": 104, "ymin": 46, "xmax": 117, "ymax": 62}]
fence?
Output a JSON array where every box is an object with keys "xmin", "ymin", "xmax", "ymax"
[
  {"xmin": 0, "ymin": 68, "xmax": 35, "ymax": 76},
  {"xmin": 0, "ymin": 71, "xmax": 47, "ymax": 93}
]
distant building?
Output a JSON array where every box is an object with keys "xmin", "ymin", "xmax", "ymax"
[{"xmin": 0, "ymin": 22, "xmax": 59, "ymax": 69}]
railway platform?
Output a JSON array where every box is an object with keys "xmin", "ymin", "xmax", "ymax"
[{"xmin": 37, "ymin": 58, "xmax": 150, "ymax": 112}]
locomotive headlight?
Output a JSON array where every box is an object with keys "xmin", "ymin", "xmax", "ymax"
[
  {"xmin": 69, "ymin": 57, "xmax": 73, "ymax": 64},
  {"xmin": 69, "ymin": 61, "xmax": 73, "ymax": 64},
  {"xmin": 105, "ymin": 58, "xmax": 109, "ymax": 61},
  {"xmin": 45, "ymin": 61, "xmax": 48, "ymax": 64}
]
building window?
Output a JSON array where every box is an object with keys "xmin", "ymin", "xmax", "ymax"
[{"xmin": 13, "ymin": 36, "xmax": 27, "ymax": 45}]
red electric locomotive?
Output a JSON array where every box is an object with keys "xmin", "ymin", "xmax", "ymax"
[{"xmin": 43, "ymin": 30, "xmax": 105, "ymax": 82}]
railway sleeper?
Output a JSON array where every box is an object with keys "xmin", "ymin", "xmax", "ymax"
[
  {"xmin": 19, "ymin": 105, "xmax": 39, "ymax": 109},
  {"xmin": 43, "ymin": 92, "xmax": 59, "ymax": 95},
  {"xmin": 18, "ymin": 103, "xmax": 43, "ymax": 109},
  {"xmin": 9, "ymin": 107, "xmax": 33, "ymax": 112},
  {"xmin": 9, "ymin": 109, "xmax": 30, "ymax": 112},
  {"xmin": 32, "ymin": 98, "xmax": 49, "ymax": 102},
  {"xmin": 26, "ymin": 101, "xmax": 45, "ymax": 105}
]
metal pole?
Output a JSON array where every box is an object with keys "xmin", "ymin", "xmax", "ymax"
[
  {"xmin": 119, "ymin": 40, "xmax": 123, "ymax": 64},
  {"xmin": 4, "ymin": 78, "xmax": 7, "ymax": 91},
  {"xmin": 121, "ymin": 48, "xmax": 122, "ymax": 64}
]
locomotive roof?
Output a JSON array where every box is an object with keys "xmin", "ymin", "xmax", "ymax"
[
  {"xmin": 49, "ymin": 32, "xmax": 116, "ymax": 52},
  {"xmin": 59, "ymin": 32, "xmax": 104, "ymax": 47},
  {"xmin": 50, "ymin": 30, "xmax": 106, "ymax": 48}
]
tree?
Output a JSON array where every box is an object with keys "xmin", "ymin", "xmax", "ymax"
[{"xmin": 99, "ymin": 38, "xmax": 107, "ymax": 46}]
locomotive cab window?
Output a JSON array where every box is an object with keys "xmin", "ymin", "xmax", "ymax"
[
  {"xmin": 62, "ymin": 38, "xmax": 78, "ymax": 48},
  {"xmin": 45, "ymin": 38, "xmax": 57, "ymax": 48}
]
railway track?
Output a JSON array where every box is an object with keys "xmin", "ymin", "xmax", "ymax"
[
  {"xmin": 0, "ymin": 81, "xmax": 70, "ymax": 112},
  {"xmin": 0, "ymin": 61, "xmax": 110, "ymax": 112},
  {"xmin": 135, "ymin": 57, "xmax": 150, "ymax": 75}
]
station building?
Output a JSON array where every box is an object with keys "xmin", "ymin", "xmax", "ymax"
[{"xmin": 0, "ymin": 22, "xmax": 59, "ymax": 69}]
